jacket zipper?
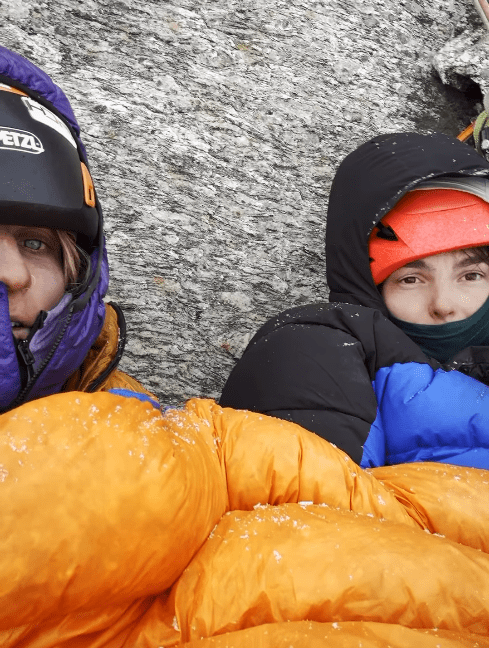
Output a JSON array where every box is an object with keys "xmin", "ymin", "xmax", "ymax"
[
  {"xmin": 8, "ymin": 308, "xmax": 73, "ymax": 410},
  {"xmin": 5, "ymin": 301, "xmax": 125, "ymax": 410},
  {"xmin": 15, "ymin": 310, "xmax": 48, "ymax": 386},
  {"xmin": 17, "ymin": 338, "xmax": 36, "ymax": 384}
]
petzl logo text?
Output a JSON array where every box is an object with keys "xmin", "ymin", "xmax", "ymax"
[{"xmin": 0, "ymin": 128, "xmax": 44, "ymax": 154}]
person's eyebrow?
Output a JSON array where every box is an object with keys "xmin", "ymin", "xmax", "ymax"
[
  {"xmin": 402, "ymin": 259, "xmax": 431, "ymax": 270},
  {"xmin": 402, "ymin": 256, "xmax": 487, "ymax": 272},
  {"xmin": 453, "ymin": 255, "xmax": 487, "ymax": 269}
]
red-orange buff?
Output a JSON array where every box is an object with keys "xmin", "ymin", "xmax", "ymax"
[{"xmin": 0, "ymin": 393, "xmax": 487, "ymax": 647}]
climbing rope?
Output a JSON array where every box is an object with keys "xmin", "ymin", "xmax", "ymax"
[{"xmin": 456, "ymin": 2, "xmax": 489, "ymax": 156}]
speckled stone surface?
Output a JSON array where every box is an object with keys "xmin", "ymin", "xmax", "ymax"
[
  {"xmin": 434, "ymin": 23, "xmax": 489, "ymax": 108},
  {"xmin": 0, "ymin": 0, "xmax": 485, "ymax": 404}
]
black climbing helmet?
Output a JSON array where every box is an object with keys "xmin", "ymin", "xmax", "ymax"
[{"xmin": 0, "ymin": 82, "xmax": 99, "ymax": 253}]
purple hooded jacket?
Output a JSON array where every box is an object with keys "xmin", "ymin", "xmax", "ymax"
[{"xmin": 0, "ymin": 47, "xmax": 110, "ymax": 410}]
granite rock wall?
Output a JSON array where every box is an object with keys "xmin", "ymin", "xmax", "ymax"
[{"xmin": 1, "ymin": 0, "xmax": 485, "ymax": 404}]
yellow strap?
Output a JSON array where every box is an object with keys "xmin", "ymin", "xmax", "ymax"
[{"xmin": 472, "ymin": 110, "xmax": 489, "ymax": 153}]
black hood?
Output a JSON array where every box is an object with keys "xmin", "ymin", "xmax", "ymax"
[{"xmin": 326, "ymin": 132, "xmax": 489, "ymax": 316}]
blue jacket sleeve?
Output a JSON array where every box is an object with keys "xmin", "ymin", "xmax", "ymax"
[{"xmin": 362, "ymin": 363, "xmax": 489, "ymax": 469}]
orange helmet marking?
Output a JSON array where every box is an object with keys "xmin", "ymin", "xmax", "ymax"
[
  {"xmin": 0, "ymin": 83, "xmax": 28, "ymax": 97},
  {"xmin": 80, "ymin": 162, "xmax": 96, "ymax": 208}
]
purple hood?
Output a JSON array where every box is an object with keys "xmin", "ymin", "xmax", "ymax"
[
  {"xmin": 0, "ymin": 46, "xmax": 84, "ymax": 154},
  {"xmin": 0, "ymin": 47, "xmax": 109, "ymax": 410}
]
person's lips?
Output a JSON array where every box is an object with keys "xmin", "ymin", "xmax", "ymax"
[{"xmin": 10, "ymin": 321, "xmax": 31, "ymax": 340}]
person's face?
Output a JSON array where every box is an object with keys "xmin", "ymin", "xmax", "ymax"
[
  {"xmin": 0, "ymin": 225, "xmax": 65, "ymax": 340},
  {"xmin": 382, "ymin": 249, "xmax": 489, "ymax": 325}
]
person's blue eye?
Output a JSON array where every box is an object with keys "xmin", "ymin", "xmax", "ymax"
[{"xmin": 23, "ymin": 239, "xmax": 43, "ymax": 251}]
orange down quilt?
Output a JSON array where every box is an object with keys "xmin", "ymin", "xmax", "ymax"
[{"xmin": 0, "ymin": 392, "xmax": 488, "ymax": 647}]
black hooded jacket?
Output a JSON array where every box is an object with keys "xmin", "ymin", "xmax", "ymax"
[{"xmin": 220, "ymin": 132, "xmax": 489, "ymax": 465}]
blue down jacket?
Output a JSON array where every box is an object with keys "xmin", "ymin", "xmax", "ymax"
[{"xmin": 220, "ymin": 132, "xmax": 489, "ymax": 470}]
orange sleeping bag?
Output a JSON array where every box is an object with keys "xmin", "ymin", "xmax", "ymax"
[{"xmin": 0, "ymin": 393, "xmax": 488, "ymax": 647}]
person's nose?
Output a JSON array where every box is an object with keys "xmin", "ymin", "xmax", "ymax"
[
  {"xmin": 428, "ymin": 283, "xmax": 457, "ymax": 322},
  {"xmin": 0, "ymin": 237, "xmax": 31, "ymax": 293}
]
